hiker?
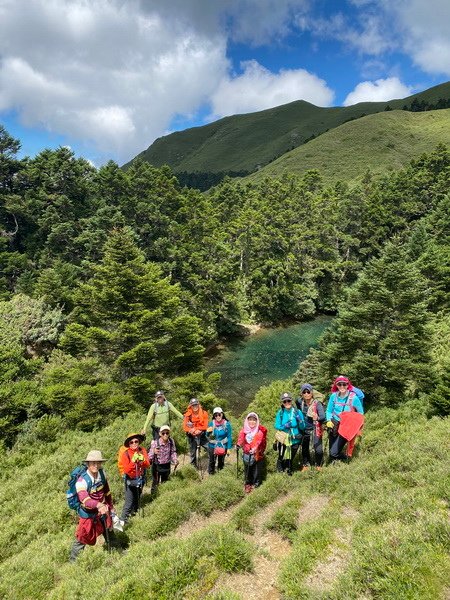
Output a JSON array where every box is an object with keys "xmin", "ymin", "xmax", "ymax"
[
  {"xmin": 326, "ymin": 375, "xmax": 364, "ymax": 462},
  {"xmin": 148, "ymin": 424, "xmax": 179, "ymax": 490},
  {"xmin": 119, "ymin": 433, "xmax": 150, "ymax": 523},
  {"xmin": 274, "ymin": 392, "xmax": 306, "ymax": 475},
  {"xmin": 142, "ymin": 390, "xmax": 184, "ymax": 440},
  {"xmin": 207, "ymin": 407, "xmax": 232, "ymax": 475},
  {"xmin": 296, "ymin": 383, "xmax": 326, "ymax": 471},
  {"xmin": 183, "ymin": 398, "xmax": 209, "ymax": 468},
  {"xmin": 237, "ymin": 412, "xmax": 266, "ymax": 493},
  {"xmin": 69, "ymin": 450, "xmax": 116, "ymax": 562}
]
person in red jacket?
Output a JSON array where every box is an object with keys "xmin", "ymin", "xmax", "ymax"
[
  {"xmin": 119, "ymin": 433, "xmax": 150, "ymax": 523},
  {"xmin": 237, "ymin": 412, "xmax": 265, "ymax": 493},
  {"xmin": 183, "ymin": 398, "xmax": 209, "ymax": 468}
]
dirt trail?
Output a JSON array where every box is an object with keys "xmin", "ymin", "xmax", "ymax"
[
  {"xmin": 303, "ymin": 506, "xmax": 358, "ymax": 594},
  {"xmin": 210, "ymin": 492, "xmax": 331, "ymax": 600}
]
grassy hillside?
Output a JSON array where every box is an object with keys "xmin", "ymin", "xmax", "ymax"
[
  {"xmin": 1, "ymin": 388, "xmax": 449, "ymax": 599},
  {"xmin": 127, "ymin": 82, "xmax": 450, "ymax": 177},
  {"xmin": 244, "ymin": 109, "xmax": 450, "ymax": 184}
]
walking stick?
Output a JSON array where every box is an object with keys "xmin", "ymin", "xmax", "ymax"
[
  {"xmin": 236, "ymin": 446, "xmax": 240, "ymax": 479},
  {"xmin": 310, "ymin": 429, "xmax": 316, "ymax": 472},
  {"xmin": 196, "ymin": 436, "xmax": 204, "ymax": 480},
  {"xmin": 101, "ymin": 516, "xmax": 111, "ymax": 554}
]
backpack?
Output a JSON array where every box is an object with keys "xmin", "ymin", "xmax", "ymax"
[
  {"xmin": 257, "ymin": 425, "xmax": 268, "ymax": 459},
  {"xmin": 66, "ymin": 465, "xmax": 106, "ymax": 513},
  {"xmin": 117, "ymin": 445, "xmax": 128, "ymax": 476}
]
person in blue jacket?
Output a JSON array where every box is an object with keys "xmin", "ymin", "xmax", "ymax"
[
  {"xmin": 274, "ymin": 392, "xmax": 306, "ymax": 475},
  {"xmin": 326, "ymin": 375, "xmax": 364, "ymax": 461},
  {"xmin": 207, "ymin": 406, "xmax": 233, "ymax": 475}
]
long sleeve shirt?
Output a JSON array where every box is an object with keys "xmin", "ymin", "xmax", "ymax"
[
  {"xmin": 207, "ymin": 419, "xmax": 232, "ymax": 449},
  {"xmin": 143, "ymin": 400, "xmax": 184, "ymax": 433},
  {"xmin": 326, "ymin": 392, "xmax": 364, "ymax": 422},
  {"xmin": 76, "ymin": 470, "xmax": 113, "ymax": 513},
  {"xmin": 183, "ymin": 406, "xmax": 209, "ymax": 434},
  {"xmin": 148, "ymin": 437, "xmax": 178, "ymax": 464}
]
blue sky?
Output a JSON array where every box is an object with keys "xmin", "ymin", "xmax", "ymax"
[{"xmin": 0, "ymin": 0, "xmax": 448, "ymax": 166}]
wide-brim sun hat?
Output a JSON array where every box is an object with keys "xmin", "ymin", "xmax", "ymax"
[
  {"xmin": 159, "ymin": 425, "xmax": 171, "ymax": 433},
  {"xmin": 84, "ymin": 450, "xmax": 107, "ymax": 463},
  {"xmin": 124, "ymin": 432, "xmax": 145, "ymax": 447}
]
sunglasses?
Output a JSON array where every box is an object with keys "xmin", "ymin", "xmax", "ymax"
[
  {"xmin": 213, "ymin": 413, "xmax": 223, "ymax": 417},
  {"xmin": 161, "ymin": 432, "xmax": 170, "ymax": 436},
  {"xmin": 129, "ymin": 439, "xmax": 140, "ymax": 444},
  {"xmin": 302, "ymin": 390, "xmax": 312, "ymax": 394},
  {"xmin": 282, "ymin": 399, "xmax": 292, "ymax": 404},
  {"xmin": 337, "ymin": 382, "xmax": 348, "ymax": 387}
]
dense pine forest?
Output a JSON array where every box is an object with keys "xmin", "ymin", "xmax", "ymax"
[{"xmin": 1, "ymin": 125, "xmax": 449, "ymax": 448}]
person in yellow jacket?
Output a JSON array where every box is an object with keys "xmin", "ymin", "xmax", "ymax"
[{"xmin": 141, "ymin": 390, "xmax": 183, "ymax": 440}]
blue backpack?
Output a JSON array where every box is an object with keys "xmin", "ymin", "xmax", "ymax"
[{"xmin": 66, "ymin": 465, "xmax": 106, "ymax": 513}]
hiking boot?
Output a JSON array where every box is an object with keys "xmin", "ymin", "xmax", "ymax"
[
  {"xmin": 276, "ymin": 459, "xmax": 284, "ymax": 472},
  {"xmin": 244, "ymin": 484, "xmax": 252, "ymax": 494},
  {"xmin": 300, "ymin": 464, "xmax": 310, "ymax": 472},
  {"xmin": 315, "ymin": 466, "xmax": 322, "ymax": 472}
]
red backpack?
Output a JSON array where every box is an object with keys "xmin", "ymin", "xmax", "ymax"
[{"xmin": 257, "ymin": 425, "xmax": 267, "ymax": 460}]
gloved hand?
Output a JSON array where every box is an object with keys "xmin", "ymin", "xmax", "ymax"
[
  {"xmin": 131, "ymin": 452, "xmax": 144, "ymax": 463},
  {"xmin": 206, "ymin": 426, "xmax": 213, "ymax": 433},
  {"xmin": 285, "ymin": 420, "xmax": 293, "ymax": 429},
  {"xmin": 326, "ymin": 421, "xmax": 334, "ymax": 430}
]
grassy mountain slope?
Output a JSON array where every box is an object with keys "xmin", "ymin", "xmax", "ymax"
[
  {"xmin": 1, "ymin": 388, "xmax": 449, "ymax": 599},
  {"xmin": 127, "ymin": 81, "xmax": 450, "ymax": 176},
  {"xmin": 244, "ymin": 108, "xmax": 450, "ymax": 184}
]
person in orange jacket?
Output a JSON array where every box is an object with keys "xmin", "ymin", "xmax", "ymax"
[
  {"xmin": 119, "ymin": 433, "xmax": 150, "ymax": 523},
  {"xmin": 183, "ymin": 398, "xmax": 209, "ymax": 467}
]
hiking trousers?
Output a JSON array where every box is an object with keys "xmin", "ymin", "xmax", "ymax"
[
  {"xmin": 121, "ymin": 481, "xmax": 143, "ymax": 522},
  {"xmin": 187, "ymin": 433, "xmax": 209, "ymax": 467},
  {"xmin": 276, "ymin": 443, "xmax": 299, "ymax": 474},
  {"xmin": 208, "ymin": 447, "xmax": 225, "ymax": 474},
  {"xmin": 244, "ymin": 459, "xmax": 262, "ymax": 486},
  {"xmin": 301, "ymin": 430, "xmax": 323, "ymax": 466},
  {"xmin": 328, "ymin": 430, "xmax": 347, "ymax": 461},
  {"xmin": 151, "ymin": 462, "xmax": 171, "ymax": 489}
]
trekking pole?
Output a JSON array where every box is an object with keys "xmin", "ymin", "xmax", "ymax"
[
  {"xmin": 196, "ymin": 436, "xmax": 203, "ymax": 480},
  {"xmin": 310, "ymin": 430, "xmax": 316, "ymax": 473},
  {"xmin": 236, "ymin": 446, "xmax": 240, "ymax": 479},
  {"xmin": 102, "ymin": 516, "xmax": 111, "ymax": 554}
]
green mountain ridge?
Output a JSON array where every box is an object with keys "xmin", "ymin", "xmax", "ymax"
[
  {"xmin": 127, "ymin": 81, "xmax": 450, "ymax": 179},
  {"xmin": 244, "ymin": 108, "xmax": 450, "ymax": 184}
]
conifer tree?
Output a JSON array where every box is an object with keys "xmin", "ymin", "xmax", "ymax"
[
  {"xmin": 300, "ymin": 241, "xmax": 433, "ymax": 404},
  {"xmin": 62, "ymin": 227, "xmax": 204, "ymax": 401}
]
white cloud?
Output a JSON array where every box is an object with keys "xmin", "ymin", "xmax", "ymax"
[
  {"xmin": 386, "ymin": 0, "xmax": 450, "ymax": 76},
  {"xmin": 210, "ymin": 60, "xmax": 334, "ymax": 118},
  {"xmin": 0, "ymin": 1, "xmax": 229, "ymax": 162},
  {"xmin": 344, "ymin": 77, "xmax": 413, "ymax": 106},
  {"xmin": 297, "ymin": 12, "xmax": 396, "ymax": 56}
]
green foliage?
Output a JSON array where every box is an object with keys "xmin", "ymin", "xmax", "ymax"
[
  {"xmin": 298, "ymin": 242, "xmax": 434, "ymax": 405},
  {"xmin": 128, "ymin": 82, "xmax": 450, "ymax": 186}
]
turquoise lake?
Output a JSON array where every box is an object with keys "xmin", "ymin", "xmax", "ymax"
[{"xmin": 205, "ymin": 315, "xmax": 333, "ymax": 413}]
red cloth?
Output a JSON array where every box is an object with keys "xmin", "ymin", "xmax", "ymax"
[{"xmin": 76, "ymin": 514, "xmax": 112, "ymax": 546}]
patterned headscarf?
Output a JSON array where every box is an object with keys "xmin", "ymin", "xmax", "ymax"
[{"xmin": 243, "ymin": 412, "xmax": 260, "ymax": 443}]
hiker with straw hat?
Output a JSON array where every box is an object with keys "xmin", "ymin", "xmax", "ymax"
[{"xmin": 69, "ymin": 450, "xmax": 116, "ymax": 562}]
